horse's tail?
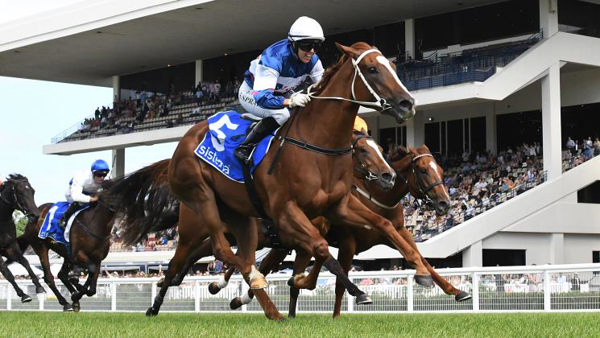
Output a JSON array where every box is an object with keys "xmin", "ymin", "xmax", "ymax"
[{"xmin": 108, "ymin": 159, "xmax": 180, "ymax": 245}]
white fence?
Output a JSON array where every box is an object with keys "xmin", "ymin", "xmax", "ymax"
[{"xmin": 1, "ymin": 263, "xmax": 599, "ymax": 313}]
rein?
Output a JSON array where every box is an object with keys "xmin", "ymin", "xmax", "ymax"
[
  {"xmin": 410, "ymin": 154, "xmax": 444, "ymax": 198},
  {"xmin": 71, "ymin": 198, "xmax": 114, "ymax": 242},
  {"xmin": 277, "ymin": 136, "xmax": 352, "ymax": 155},
  {"xmin": 352, "ymin": 134, "xmax": 379, "ymax": 181}
]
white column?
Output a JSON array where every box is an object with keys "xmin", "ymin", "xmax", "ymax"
[
  {"xmin": 486, "ymin": 105, "xmax": 497, "ymax": 155},
  {"xmin": 462, "ymin": 240, "xmax": 483, "ymax": 267},
  {"xmin": 541, "ymin": 63, "xmax": 562, "ymax": 180},
  {"xmin": 549, "ymin": 233, "xmax": 564, "ymax": 264},
  {"xmin": 405, "ymin": 118, "xmax": 415, "ymax": 146},
  {"xmin": 112, "ymin": 75, "xmax": 120, "ymax": 102},
  {"xmin": 195, "ymin": 60, "xmax": 203, "ymax": 87},
  {"xmin": 404, "ymin": 19, "xmax": 415, "ymax": 60},
  {"xmin": 539, "ymin": 0, "xmax": 558, "ymax": 38},
  {"xmin": 112, "ymin": 148, "xmax": 125, "ymax": 179}
]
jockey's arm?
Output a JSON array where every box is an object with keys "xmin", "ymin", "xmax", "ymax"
[
  {"xmin": 252, "ymin": 64, "xmax": 287, "ymax": 109},
  {"xmin": 69, "ymin": 174, "xmax": 92, "ymax": 203}
]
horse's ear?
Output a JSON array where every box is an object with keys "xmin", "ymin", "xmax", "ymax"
[
  {"xmin": 408, "ymin": 145, "xmax": 416, "ymax": 153},
  {"xmin": 335, "ymin": 42, "xmax": 360, "ymax": 59}
]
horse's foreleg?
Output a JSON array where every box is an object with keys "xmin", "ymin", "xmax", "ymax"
[
  {"xmin": 0, "ymin": 256, "xmax": 31, "ymax": 303},
  {"xmin": 333, "ymin": 237, "xmax": 357, "ymax": 318},
  {"xmin": 338, "ymin": 195, "xmax": 432, "ymax": 287},
  {"xmin": 396, "ymin": 225, "xmax": 472, "ymax": 301},
  {"xmin": 4, "ymin": 243, "xmax": 45, "ymax": 294},
  {"xmin": 34, "ymin": 245, "xmax": 72, "ymax": 310},
  {"xmin": 287, "ymin": 250, "xmax": 311, "ymax": 318},
  {"xmin": 57, "ymin": 262, "xmax": 78, "ymax": 294}
]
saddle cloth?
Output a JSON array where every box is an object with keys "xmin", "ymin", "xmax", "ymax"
[
  {"xmin": 194, "ymin": 110, "xmax": 277, "ymax": 182},
  {"xmin": 38, "ymin": 202, "xmax": 88, "ymax": 246}
]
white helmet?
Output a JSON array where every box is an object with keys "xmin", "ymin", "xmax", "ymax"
[{"xmin": 288, "ymin": 16, "xmax": 325, "ymax": 42}]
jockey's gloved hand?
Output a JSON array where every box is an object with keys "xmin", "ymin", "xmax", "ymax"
[{"xmin": 289, "ymin": 92, "xmax": 311, "ymax": 108}]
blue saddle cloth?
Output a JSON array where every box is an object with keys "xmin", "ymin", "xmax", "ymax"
[
  {"xmin": 194, "ymin": 111, "xmax": 277, "ymax": 182},
  {"xmin": 38, "ymin": 202, "xmax": 87, "ymax": 247}
]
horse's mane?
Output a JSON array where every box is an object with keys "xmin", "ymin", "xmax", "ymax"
[
  {"xmin": 6, "ymin": 174, "xmax": 27, "ymax": 182},
  {"xmin": 108, "ymin": 159, "xmax": 179, "ymax": 245},
  {"xmin": 312, "ymin": 42, "xmax": 374, "ymax": 95}
]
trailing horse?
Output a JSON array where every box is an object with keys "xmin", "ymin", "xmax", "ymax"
[{"xmin": 0, "ymin": 174, "xmax": 45, "ymax": 302}]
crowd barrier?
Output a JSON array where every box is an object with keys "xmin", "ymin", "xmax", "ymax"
[{"xmin": 1, "ymin": 263, "xmax": 599, "ymax": 313}]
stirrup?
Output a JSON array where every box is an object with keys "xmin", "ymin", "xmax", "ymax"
[{"xmin": 235, "ymin": 145, "xmax": 253, "ymax": 165}]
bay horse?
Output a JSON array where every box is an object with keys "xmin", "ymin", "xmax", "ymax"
[
  {"xmin": 115, "ymin": 130, "xmax": 398, "ymax": 317},
  {"xmin": 19, "ymin": 181, "xmax": 122, "ymax": 311},
  {"xmin": 166, "ymin": 42, "xmax": 416, "ymax": 320},
  {"xmin": 0, "ymin": 174, "xmax": 45, "ymax": 302}
]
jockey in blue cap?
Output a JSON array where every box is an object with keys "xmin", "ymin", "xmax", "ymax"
[
  {"xmin": 234, "ymin": 16, "xmax": 325, "ymax": 164},
  {"xmin": 58, "ymin": 159, "xmax": 110, "ymax": 230}
]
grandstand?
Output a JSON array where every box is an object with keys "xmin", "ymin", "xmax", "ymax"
[{"xmin": 1, "ymin": 0, "xmax": 600, "ymax": 272}]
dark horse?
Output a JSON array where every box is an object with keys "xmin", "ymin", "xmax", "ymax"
[
  {"xmin": 123, "ymin": 42, "xmax": 416, "ymax": 320},
  {"xmin": 0, "ymin": 174, "xmax": 45, "ymax": 302},
  {"xmin": 18, "ymin": 181, "xmax": 122, "ymax": 311},
  {"xmin": 224, "ymin": 144, "xmax": 471, "ymax": 317},
  {"xmin": 115, "ymin": 130, "xmax": 396, "ymax": 316}
]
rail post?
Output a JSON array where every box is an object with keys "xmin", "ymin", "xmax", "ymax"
[{"xmin": 407, "ymin": 275, "xmax": 414, "ymax": 312}]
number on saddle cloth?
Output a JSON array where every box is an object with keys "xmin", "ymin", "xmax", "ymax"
[{"xmin": 194, "ymin": 111, "xmax": 277, "ymax": 183}]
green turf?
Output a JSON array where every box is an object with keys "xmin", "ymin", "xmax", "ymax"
[{"xmin": 0, "ymin": 311, "xmax": 598, "ymax": 337}]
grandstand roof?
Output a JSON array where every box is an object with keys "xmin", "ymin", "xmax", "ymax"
[{"xmin": 0, "ymin": 0, "xmax": 503, "ymax": 87}]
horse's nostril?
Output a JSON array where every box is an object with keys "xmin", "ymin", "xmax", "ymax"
[
  {"xmin": 382, "ymin": 172, "xmax": 393, "ymax": 182},
  {"xmin": 438, "ymin": 201, "xmax": 449, "ymax": 211}
]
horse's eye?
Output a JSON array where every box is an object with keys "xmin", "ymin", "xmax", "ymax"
[
  {"xmin": 368, "ymin": 67, "xmax": 378, "ymax": 74},
  {"xmin": 359, "ymin": 147, "xmax": 368, "ymax": 154}
]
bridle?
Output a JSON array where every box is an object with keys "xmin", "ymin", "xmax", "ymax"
[
  {"xmin": 306, "ymin": 48, "xmax": 392, "ymax": 112},
  {"xmin": 0, "ymin": 180, "xmax": 33, "ymax": 217},
  {"xmin": 352, "ymin": 133, "xmax": 380, "ymax": 182},
  {"xmin": 409, "ymin": 153, "xmax": 444, "ymax": 201}
]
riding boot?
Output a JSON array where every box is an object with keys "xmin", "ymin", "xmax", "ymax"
[
  {"xmin": 234, "ymin": 117, "xmax": 280, "ymax": 165},
  {"xmin": 59, "ymin": 202, "xmax": 80, "ymax": 231}
]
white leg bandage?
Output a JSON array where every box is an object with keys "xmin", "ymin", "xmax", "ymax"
[
  {"xmin": 241, "ymin": 292, "xmax": 253, "ymax": 305},
  {"xmin": 216, "ymin": 277, "xmax": 228, "ymax": 289}
]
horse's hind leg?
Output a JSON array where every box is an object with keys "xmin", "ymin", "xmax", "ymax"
[
  {"xmin": 287, "ymin": 249, "xmax": 311, "ymax": 318},
  {"xmin": 396, "ymin": 225, "xmax": 472, "ymax": 301},
  {"xmin": 3, "ymin": 242, "xmax": 45, "ymax": 294},
  {"xmin": 0, "ymin": 256, "xmax": 32, "ymax": 303}
]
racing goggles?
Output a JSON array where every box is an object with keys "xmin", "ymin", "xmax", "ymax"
[{"xmin": 296, "ymin": 40, "xmax": 322, "ymax": 52}]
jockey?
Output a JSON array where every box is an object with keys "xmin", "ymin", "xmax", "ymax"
[
  {"xmin": 58, "ymin": 159, "xmax": 109, "ymax": 229},
  {"xmin": 234, "ymin": 16, "xmax": 326, "ymax": 164}
]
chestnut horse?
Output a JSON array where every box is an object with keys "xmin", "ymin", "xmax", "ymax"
[
  {"xmin": 116, "ymin": 130, "xmax": 397, "ymax": 317},
  {"xmin": 0, "ymin": 174, "xmax": 44, "ymax": 302},
  {"xmin": 18, "ymin": 181, "xmax": 123, "ymax": 311},
  {"xmin": 165, "ymin": 42, "xmax": 417, "ymax": 320}
]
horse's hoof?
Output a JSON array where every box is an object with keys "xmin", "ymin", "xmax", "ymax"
[
  {"xmin": 36, "ymin": 286, "xmax": 46, "ymax": 294},
  {"xmin": 21, "ymin": 294, "xmax": 32, "ymax": 303},
  {"xmin": 276, "ymin": 317, "xmax": 288, "ymax": 323},
  {"xmin": 414, "ymin": 274, "xmax": 434, "ymax": 288},
  {"xmin": 287, "ymin": 312, "xmax": 296, "ymax": 319},
  {"xmin": 208, "ymin": 282, "xmax": 221, "ymax": 295},
  {"xmin": 72, "ymin": 303, "xmax": 80, "ymax": 312},
  {"xmin": 146, "ymin": 307, "xmax": 159, "ymax": 317},
  {"xmin": 63, "ymin": 304, "xmax": 73, "ymax": 312},
  {"xmin": 455, "ymin": 291, "xmax": 472, "ymax": 302},
  {"xmin": 355, "ymin": 294, "xmax": 372, "ymax": 305},
  {"xmin": 230, "ymin": 297, "xmax": 243, "ymax": 310}
]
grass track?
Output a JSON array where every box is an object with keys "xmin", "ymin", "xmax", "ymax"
[{"xmin": 0, "ymin": 311, "xmax": 599, "ymax": 337}]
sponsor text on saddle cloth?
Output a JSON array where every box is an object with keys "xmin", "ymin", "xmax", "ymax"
[
  {"xmin": 39, "ymin": 201, "xmax": 89, "ymax": 247},
  {"xmin": 194, "ymin": 111, "xmax": 277, "ymax": 182}
]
